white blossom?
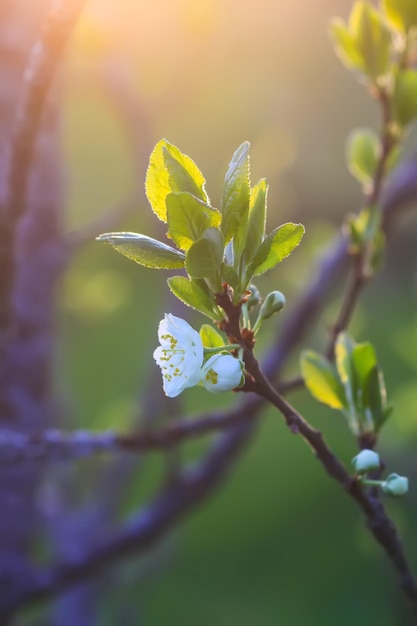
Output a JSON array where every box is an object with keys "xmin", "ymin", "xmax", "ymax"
[
  {"xmin": 153, "ymin": 314, "xmax": 204, "ymax": 398},
  {"xmin": 202, "ymin": 353, "xmax": 245, "ymax": 394}
]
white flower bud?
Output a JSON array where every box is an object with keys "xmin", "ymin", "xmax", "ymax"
[
  {"xmin": 381, "ymin": 473, "xmax": 409, "ymax": 496},
  {"xmin": 202, "ymin": 353, "xmax": 245, "ymax": 394},
  {"xmin": 352, "ymin": 449, "xmax": 380, "ymax": 474}
]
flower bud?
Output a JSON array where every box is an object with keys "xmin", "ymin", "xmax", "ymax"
[
  {"xmin": 260, "ymin": 291, "xmax": 286, "ymax": 318},
  {"xmin": 253, "ymin": 291, "xmax": 286, "ymax": 333},
  {"xmin": 202, "ymin": 353, "xmax": 245, "ymax": 394},
  {"xmin": 352, "ymin": 449, "xmax": 380, "ymax": 474},
  {"xmin": 381, "ymin": 473, "xmax": 409, "ymax": 496}
]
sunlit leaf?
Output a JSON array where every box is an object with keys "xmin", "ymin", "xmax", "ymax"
[
  {"xmin": 346, "ymin": 128, "xmax": 379, "ymax": 185},
  {"xmin": 352, "ymin": 342, "xmax": 377, "ymax": 389},
  {"xmin": 221, "ymin": 142, "xmax": 250, "ymax": 246},
  {"xmin": 330, "ymin": 19, "xmax": 365, "ymax": 72},
  {"xmin": 248, "ymin": 223, "xmax": 304, "ymax": 278},
  {"xmin": 335, "ymin": 332, "xmax": 358, "ymax": 412},
  {"xmin": 166, "ymin": 192, "xmax": 221, "ymax": 251},
  {"xmin": 96, "ymin": 232, "xmax": 185, "ymax": 269},
  {"xmin": 350, "ymin": 2, "xmax": 392, "ymax": 80},
  {"xmin": 244, "ymin": 178, "xmax": 268, "ymax": 266},
  {"xmin": 382, "ymin": 0, "xmax": 417, "ymax": 32},
  {"xmin": 145, "ymin": 139, "xmax": 209, "ymax": 222},
  {"xmin": 301, "ymin": 351, "xmax": 347, "ymax": 410},
  {"xmin": 200, "ymin": 324, "xmax": 225, "ymax": 348},
  {"xmin": 392, "ymin": 69, "xmax": 417, "ymax": 127}
]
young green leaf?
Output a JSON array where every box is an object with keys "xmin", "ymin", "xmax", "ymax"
[
  {"xmin": 331, "ymin": 2, "xmax": 392, "ymax": 81},
  {"xmin": 167, "ymin": 276, "xmax": 223, "ymax": 320},
  {"xmin": 145, "ymin": 139, "xmax": 209, "ymax": 222},
  {"xmin": 352, "ymin": 2, "xmax": 392, "ymax": 81},
  {"xmin": 221, "ymin": 142, "xmax": 251, "ymax": 246},
  {"xmin": 221, "ymin": 262, "xmax": 240, "ymax": 293},
  {"xmin": 185, "ymin": 228, "xmax": 224, "ymax": 284},
  {"xmin": 200, "ymin": 324, "xmax": 225, "ymax": 348},
  {"xmin": 247, "ymin": 223, "xmax": 305, "ymax": 278},
  {"xmin": 330, "ymin": 19, "xmax": 366, "ymax": 73},
  {"xmin": 335, "ymin": 332, "xmax": 358, "ymax": 412},
  {"xmin": 392, "ymin": 69, "xmax": 417, "ymax": 127},
  {"xmin": 244, "ymin": 178, "xmax": 268, "ymax": 266},
  {"xmin": 301, "ymin": 351, "xmax": 347, "ymax": 410},
  {"xmin": 166, "ymin": 192, "xmax": 221, "ymax": 251},
  {"xmin": 362, "ymin": 366, "xmax": 390, "ymax": 430},
  {"xmin": 382, "ymin": 0, "xmax": 417, "ymax": 33},
  {"xmin": 351, "ymin": 342, "xmax": 377, "ymax": 390},
  {"xmin": 346, "ymin": 128, "xmax": 380, "ymax": 186},
  {"xmin": 96, "ymin": 232, "xmax": 185, "ymax": 269}
]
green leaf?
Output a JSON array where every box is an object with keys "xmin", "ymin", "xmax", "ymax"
[
  {"xmin": 244, "ymin": 178, "xmax": 268, "ymax": 266},
  {"xmin": 382, "ymin": 0, "xmax": 417, "ymax": 32},
  {"xmin": 335, "ymin": 332, "xmax": 358, "ymax": 413},
  {"xmin": 346, "ymin": 128, "xmax": 380, "ymax": 185},
  {"xmin": 145, "ymin": 139, "xmax": 209, "ymax": 222},
  {"xmin": 330, "ymin": 19, "xmax": 366, "ymax": 73},
  {"xmin": 352, "ymin": 342, "xmax": 377, "ymax": 389},
  {"xmin": 96, "ymin": 232, "xmax": 185, "ymax": 269},
  {"xmin": 346, "ymin": 206, "xmax": 381, "ymax": 251},
  {"xmin": 185, "ymin": 228, "xmax": 224, "ymax": 283},
  {"xmin": 350, "ymin": 2, "xmax": 392, "ymax": 80},
  {"xmin": 200, "ymin": 324, "xmax": 225, "ymax": 348},
  {"xmin": 167, "ymin": 276, "xmax": 223, "ymax": 320},
  {"xmin": 331, "ymin": 3, "xmax": 392, "ymax": 81},
  {"xmin": 248, "ymin": 223, "xmax": 305, "ymax": 278},
  {"xmin": 166, "ymin": 192, "xmax": 221, "ymax": 251},
  {"xmin": 363, "ymin": 366, "xmax": 390, "ymax": 430},
  {"xmin": 301, "ymin": 351, "xmax": 347, "ymax": 410},
  {"xmin": 392, "ymin": 69, "xmax": 417, "ymax": 127},
  {"xmin": 221, "ymin": 142, "xmax": 251, "ymax": 246},
  {"xmin": 221, "ymin": 262, "xmax": 240, "ymax": 292}
]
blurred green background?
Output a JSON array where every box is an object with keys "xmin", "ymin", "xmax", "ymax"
[{"xmin": 54, "ymin": 0, "xmax": 417, "ymax": 623}]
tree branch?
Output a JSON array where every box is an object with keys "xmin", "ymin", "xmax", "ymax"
[
  {"xmin": 0, "ymin": 408, "xmax": 259, "ymax": 618},
  {"xmin": 0, "ymin": 0, "xmax": 85, "ymax": 330},
  {"xmin": 0, "ymin": 404, "xmax": 262, "ymax": 464}
]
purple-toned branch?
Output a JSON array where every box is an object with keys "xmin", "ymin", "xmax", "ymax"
[
  {"xmin": 0, "ymin": 405, "xmax": 262, "ymax": 464},
  {"xmin": 1, "ymin": 403, "xmax": 260, "ymax": 618}
]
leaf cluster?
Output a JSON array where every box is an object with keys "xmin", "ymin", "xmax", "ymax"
[
  {"xmin": 97, "ymin": 139, "xmax": 304, "ymax": 320},
  {"xmin": 301, "ymin": 333, "xmax": 392, "ymax": 437}
]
